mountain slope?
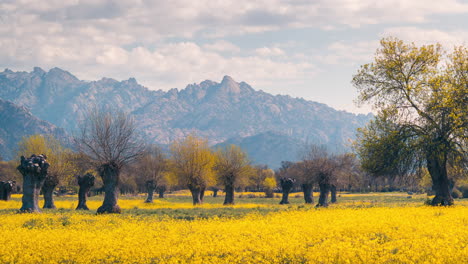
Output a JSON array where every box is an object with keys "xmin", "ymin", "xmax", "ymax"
[
  {"xmin": 0, "ymin": 67, "xmax": 372, "ymax": 166},
  {"xmin": 0, "ymin": 98, "xmax": 68, "ymax": 160},
  {"xmin": 214, "ymin": 131, "xmax": 306, "ymax": 168}
]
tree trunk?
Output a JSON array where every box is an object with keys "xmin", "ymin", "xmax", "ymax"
[
  {"xmin": 224, "ymin": 184, "xmax": 235, "ymax": 205},
  {"xmin": 210, "ymin": 187, "xmax": 219, "ymax": 197},
  {"xmin": 76, "ymin": 173, "xmax": 95, "ymax": 210},
  {"xmin": 427, "ymin": 152, "xmax": 453, "ymax": 206},
  {"xmin": 200, "ymin": 187, "xmax": 205, "ymax": 202},
  {"xmin": 317, "ymin": 183, "xmax": 331, "ymax": 207},
  {"xmin": 145, "ymin": 180, "xmax": 156, "ymax": 203},
  {"xmin": 17, "ymin": 155, "xmax": 49, "ymax": 213},
  {"xmin": 302, "ymin": 183, "xmax": 314, "ymax": 204},
  {"xmin": 42, "ymin": 175, "xmax": 59, "ymax": 209},
  {"xmin": 0, "ymin": 182, "xmax": 4, "ymax": 200},
  {"xmin": 279, "ymin": 178, "xmax": 295, "ymax": 204},
  {"xmin": 189, "ymin": 185, "xmax": 203, "ymax": 205},
  {"xmin": 0, "ymin": 181, "xmax": 15, "ymax": 201},
  {"xmin": 97, "ymin": 163, "xmax": 121, "ymax": 214},
  {"xmin": 330, "ymin": 184, "xmax": 337, "ymax": 203},
  {"xmin": 157, "ymin": 186, "xmax": 166, "ymax": 198},
  {"xmin": 42, "ymin": 185, "xmax": 56, "ymax": 209}
]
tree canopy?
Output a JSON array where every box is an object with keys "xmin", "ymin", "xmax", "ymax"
[{"xmin": 353, "ymin": 37, "xmax": 467, "ymax": 205}]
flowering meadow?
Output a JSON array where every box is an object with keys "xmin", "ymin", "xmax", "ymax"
[{"xmin": 0, "ymin": 193, "xmax": 467, "ymax": 263}]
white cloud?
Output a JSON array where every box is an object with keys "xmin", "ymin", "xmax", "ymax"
[
  {"xmin": 202, "ymin": 40, "xmax": 240, "ymax": 53},
  {"xmin": 0, "ymin": 0, "xmax": 466, "ymax": 115},
  {"xmin": 255, "ymin": 47, "xmax": 285, "ymax": 57},
  {"xmin": 314, "ymin": 41, "xmax": 379, "ymax": 65},
  {"xmin": 382, "ymin": 27, "xmax": 468, "ymax": 48}
]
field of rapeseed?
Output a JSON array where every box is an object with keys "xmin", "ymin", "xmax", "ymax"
[{"xmin": 0, "ymin": 193, "xmax": 467, "ymax": 263}]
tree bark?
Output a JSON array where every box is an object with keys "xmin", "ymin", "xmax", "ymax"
[
  {"xmin": 188, "ymin": 185, "xmax": 203, "ymax": 205},
  {"xmin": 330, "ymin": 184, "xmax": 337, "ymax": 203},
  {"xmin": 302, "ymin": 183, "xmax": 314, "ymax": 204},
  {"xmin": 157, "ymin": 185, "xmax": 166, "ymax": 198},
  {"xmin": 76, "ymin": 173, "xmax": 95, "ymax": 210},
  {"xmin": 0, "ymin": 181, "xmax": 15, "ymax": 201},
  {"xmin": 427, "ymin": 152, "xmax": 453, "ymax": 206},
  {"xmin": 279, "ymin": 178, "xmax": 295, "ymax": 204},
  {"xmin": 42, "ymin": 175, "xmax": 59, "ymax": 209},
  {"xmin": 0, "ymin": 182, "xmax": 4, "ymax": 200},
  {"xmin": 317, "ymin": 183, "xmax": 331, "ymax": 207},
  {"xmin": 145, "ymin": 180, "xmax": 156, "ymax": 203},
  {"xmin": 224, "ymin": 184, "xmax": 235, "ymax": 205},
  {"xmin": 17, "ymin": 155, "xmax": 49, "ymax": 213},
  {"xmin": 200, "ymin": 187, "xmax": 205, "ymax": 202},
  {"xmin": 97, "ymin": 163, "xmax": 121, "ymax": 214}
]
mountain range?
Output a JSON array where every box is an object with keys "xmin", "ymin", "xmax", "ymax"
[
  {"xmin": 0, "ymin": 67, "xmax": 372, "ymax": 167},
  {"xmin": 0, "ymin": 98, "xmax": 67, "ymax": 160}
]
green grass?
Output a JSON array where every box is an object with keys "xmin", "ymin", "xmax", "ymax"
[{"xmin": 1, "ymin": 191, "xmax": 466, "ymax": 221}]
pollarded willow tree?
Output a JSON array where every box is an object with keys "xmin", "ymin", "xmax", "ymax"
[
  {"xmin": 302, "ymin": 144, "xmax": 338, "ymax": 207},
  {"xmin": 17, "ymin": 134, "xmax": 75, "ymax": 209},
  {"xmin": 353, "ymin": 38, "xmax": 467, "ymax": 206},
  {"xmin": 75, "ymin": 108, "xmax": 144, "ymax": 213},
  {"xmin": 170, "ymin": 135, "xmax": 216, "ymax": 205},
  {"xmin": 276, "ymin": 161, "xmax": 297, "ymax": 205},
  {"xmin": 76, "ymin": 173, "xmax": 95, "ymax": 210},
  {"xmin": 17, "ymin": 154, "xmax": 49, "ymax": 212},
  {"xmin": 214, "ymin": 144, "xmax": 253, "ymax": 205},
  {"xmin": 135, "ymin": 145, "xmax": 167, "ymax": 203}
]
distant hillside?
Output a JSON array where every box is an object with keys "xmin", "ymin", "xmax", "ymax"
[
  {"xmin": 214, "ymin": 131, "xmax": 306, "ymax": 168},
  {"xmin": 0, "ymin": 67, "xmax": 372, "ymax": 167},
  {"xmin": 0, "ymin": 98, "xmax": 68, "ymax": 160}
]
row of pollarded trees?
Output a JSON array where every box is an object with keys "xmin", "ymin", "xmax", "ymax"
[
  {"xmin": 276, "ymin": 145, "xmax": 361, "ymax": 207},
  {"xmin": 9, "ymin": 109, "xmax": 141, "ymax": 213},
  {"xmin": 12, "ymin": 107, "xmax": 262, "ymax": 212}
]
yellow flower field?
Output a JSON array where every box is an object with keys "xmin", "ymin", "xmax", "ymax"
[{"xmin": 0, "ymin": 195, "xmax": 467, "ymax": 263}]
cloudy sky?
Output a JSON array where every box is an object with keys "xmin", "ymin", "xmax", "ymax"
[{"xmin": 1, "ymin": 0, "xmax": 467, "ymax": 113}]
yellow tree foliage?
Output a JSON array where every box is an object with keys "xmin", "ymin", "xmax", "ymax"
[
  {"xmin": 214, "ymin": 145, "xmax": 253, "ymax": 187},
  {"xmin": 169, "ymin": 135, "xmax": 216, "ymax": 204},
  {"xmin": 16, "ymin": 134, "xmax": 77, "ymax": 186},
  {"xmin": 214, "ymin": 144, "xmax": 254, "ymax": 204},
  {"xmin": 261, "ymin": 169, "xmax": 276, "ymax": 198}
]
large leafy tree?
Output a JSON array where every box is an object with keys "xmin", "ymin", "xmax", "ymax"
[{"xmin": 353, "ymin": 38, "xmax": 467, "ymax": 205}]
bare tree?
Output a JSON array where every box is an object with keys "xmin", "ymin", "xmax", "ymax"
[
  {"xmin": 301, "ymin": 145, "xmax": 337, "ymax": 207},
  {"xmin": 134, "ymin": 145, "xmax": 167, "ymax": 203},
  {"xmin": 290, "ymin": 161, "xmax": 314, "ymax": 204},
  {"xmin": 75, "ymin": 108, "xmax": 144, "ymax": 213},
  {"xmin": 277, "ymin": 161, "xmax": 296, "ymax": 204}
]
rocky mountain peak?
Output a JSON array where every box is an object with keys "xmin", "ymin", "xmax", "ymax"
[
  {"xmin": 33, "ymin": 67, "xmax": 46, "ymax": 75},
  {"xmin": 46, "ymin": 67, "xmax": 79, "ymax": 82},
  {"xmin": 218, "ymin": 75, "xmax": 241, "ymax": 94},
  {"xmin": 0, "ymin": 67, "xmax": 373, "ymax": 167}
]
